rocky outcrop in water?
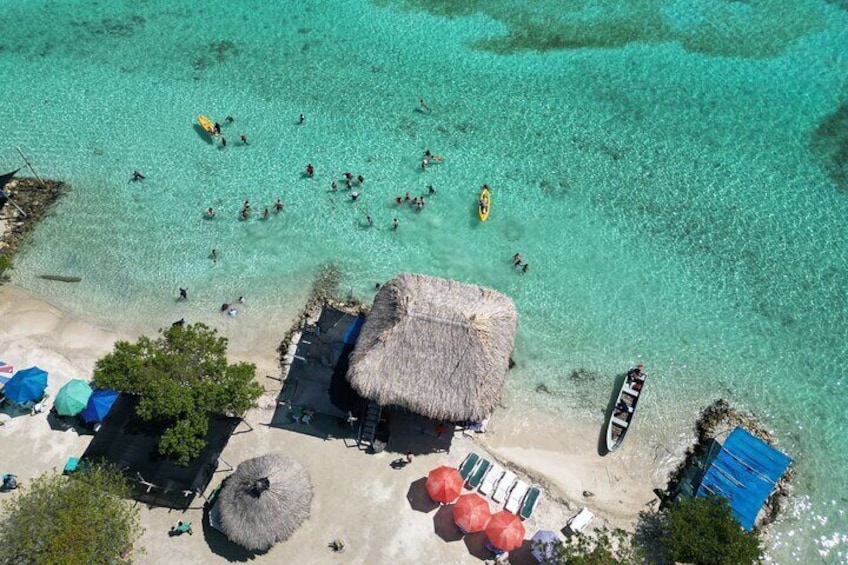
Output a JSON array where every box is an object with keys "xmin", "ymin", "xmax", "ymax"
[
  {"xmin": 0, "ymin": 177, "xmax": 66, "ymax": 262},
  {"xmin": 664, "ymin": 399, "xmax": 793, "ymax": 528}
]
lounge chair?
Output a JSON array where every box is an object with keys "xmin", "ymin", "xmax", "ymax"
[
  {"xmin": 466, "ymin": 458, "xmax": 491, "ymax": 489},
  {"xmin": 519, "ymin": 487, "xmax": 541, "ymax": 520},
  {"xmin": 505, "ymin": 480, "xmax": 529, "ymax": 514},
  {"xmin": 492, "ymin": 470, "xmax": 517, "ymax": 503},
  {"xmin": 478, "ymin": 463, "xmax": 504, "ymax": 496},
  {"xmin": 566, "ymin": 507, "xmax": 595, "ymax": 534},
  {"xmin": 458, "ymin": 452, "xmax": 480, "ymax": 480},
  {"xmin": 63, "ymin": 457, "xmax": 81, "ymax": 475}
]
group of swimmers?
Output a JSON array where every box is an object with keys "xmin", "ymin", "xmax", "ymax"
[
  {"xmin": 207, "ymin": 116, "xmax": 248, "ymax": 148},
  {"xmin": 203, "ymin": 198, "xmax": 283, "ymax": 221},
  {"xmin": 420, "ymin": 149, "xmax": 444, "ymax": 170},
  {"xmin": 512, "ymin": 253, "xmax": 530, "ymax": 273},
  {"xmin": 220, "ymin": 296, "xmax": 246, "ymax": 317},
  {"xmin": 394, "ymin": 186, "xmax": 434, "ymax": 211}
]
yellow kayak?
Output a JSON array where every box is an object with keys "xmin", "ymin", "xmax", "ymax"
[
  {"xmin": 197, "ymin": 115, "xmax": 215, "ymax": 135},
  {"xmin": 478, "ymin": 186, "xmax": 491, "ymax": 222}
]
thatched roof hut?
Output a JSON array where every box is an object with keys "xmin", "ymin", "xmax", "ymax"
[
  {"xmin": 214, "ymin": 454, "xmax": 313, "ymax": 552},
  {"xmin": 347, "ymin": 273, "xmax": 518, "ymax": 422}
]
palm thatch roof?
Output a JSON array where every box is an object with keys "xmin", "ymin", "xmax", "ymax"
[
  {"xmin": 215, "ymin": 454, "xmax": 313, "ymax": 552},
  {"xmin": 347, "ymin": 273, "xmax": 518, "ymax": 422}
]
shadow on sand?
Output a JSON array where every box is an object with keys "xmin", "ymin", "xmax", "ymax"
[
  {"xmin": 200, "ymin": 498, "xmax": 265, "ymax": 562},
  {"xmin": 433, "ymin": 504, "xmax": 463, "ymax": 543},
  {"xmin": 407, "ymin": 477, "xmax": 439, "ymax": 513}
]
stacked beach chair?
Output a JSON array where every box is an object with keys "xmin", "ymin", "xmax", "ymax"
[{"xmin": 458, "ymin": 452, "xmax": 541, "ymax": 520}]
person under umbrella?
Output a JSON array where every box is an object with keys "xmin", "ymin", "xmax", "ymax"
[
  {"xmin": 485, "ymin": 510, "xmax": 525, "ymax": 554},
  {"xmin": 425, "ymin": 466, "xmax": 463, "ymax": 504},
  {"xmin": 54, "ymin": 379, "xmax": 93, "ymax": 417},
  {"xmin": 3, "ymin": 366, "xmax": 48, "ymax": 405},
  {"xmin": 453, "ymin": 493, "xmax": 492, "ymax": 533}
]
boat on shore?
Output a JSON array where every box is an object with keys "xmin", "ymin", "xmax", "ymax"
[{"xmin": 605, "ymin": 365, "xmax": 646, "ymax": 452}]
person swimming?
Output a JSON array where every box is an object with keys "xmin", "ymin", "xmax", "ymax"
[{"xmin": 205, "ymin": 207, "xmax": 215, "ymax": 218}]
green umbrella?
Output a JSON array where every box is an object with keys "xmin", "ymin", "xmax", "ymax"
[{"xmin": 55, "ymin": 379, "xmax": 93, "ymax": 416}]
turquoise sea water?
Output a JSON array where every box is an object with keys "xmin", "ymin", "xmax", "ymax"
[{"xmin": 1, "ymin": 0, "xmax": 847, "ymax": 561}]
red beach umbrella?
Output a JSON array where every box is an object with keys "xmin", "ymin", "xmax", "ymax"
[
  {"xmin": 453, "ymin": 493, "xmax": 492, "ymax": 533},
  {"xmin": 485, "ymin": 510, "xmax": 525, "ymax": 553},
  {"xmin": 425, "ymin": 466, "xmax": 464, "ymax": 504}
]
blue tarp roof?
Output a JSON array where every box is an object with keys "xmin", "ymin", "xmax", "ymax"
[{"xmin": 696, "ymin": 427, "xmax": 792, "ymax": 530}]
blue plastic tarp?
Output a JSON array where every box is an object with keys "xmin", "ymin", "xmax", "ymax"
[
  {"xmin": 696, "ymin": 427, "xmax": 792, "ymax": 530},
  {"xmin": 343, "ymin": 315, "xmax": 365, "ymax": 345},
  {"xmin": 80, "ymin": 388, "xmax": 119, "ymax": 423},
  {"xmin": 3, "ymin": 366, "xmax": 48, "ymax": 404}
]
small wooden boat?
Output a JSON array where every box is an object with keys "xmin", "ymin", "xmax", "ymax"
[
  {"xmin": 605, "ymin": 366, "xmax": 647, "ymax": 452},
  {"xmin": 38, "ymin": 275, "xmax": 81, "ymax": 283},
  {"xmin": 197, "ymin": 115, "xmax": 215, "ymax": 135},
  {"xmin": 478, "ymin": 186, "xmax": 490, "ymax": 222}
]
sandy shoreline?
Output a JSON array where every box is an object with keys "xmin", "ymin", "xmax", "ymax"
[{"xmin": 0, "ymin": 284, "xmax": 667, "ymax": 564}]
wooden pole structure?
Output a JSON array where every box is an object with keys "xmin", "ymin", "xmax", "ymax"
[{"xmin": 15, "ymin": 146, "xmax": 48, "ymax": 190}]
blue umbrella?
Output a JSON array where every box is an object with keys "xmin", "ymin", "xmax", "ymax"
[
  {"xmin": 3, "ymin": 366, "xmax": 48, "ymax": 404},
  {"xmin": 80, "ymin": 389, "xmax": 119, "ymax": 423}
]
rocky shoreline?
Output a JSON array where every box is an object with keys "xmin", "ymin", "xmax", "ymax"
[
  {"xmin": 0, "ymin": 177, "xmax": 66, "ymax": 266},
  {"xmin": 664, "ymin": 398, "xmax": 794, "ymax": 528}
]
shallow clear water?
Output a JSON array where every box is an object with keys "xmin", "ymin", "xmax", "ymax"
[{"xmin": 1, "ymin": 0, "xmax": 847, "ymax": 560}]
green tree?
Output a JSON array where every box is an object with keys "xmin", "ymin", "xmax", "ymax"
[
  {"xmin": 660, "ymin": 496, "xmax": 763, "ymax": 565},
  {"xmin": 0, "ymin": 465, "xmax": 143, "ymax": 565},
  {"xmin": 535, "ymin": 528, "xmax": 639, "ymax": 565},
  {"xmin": 93, "ymin": 323, "xmax": 263, "ymax": 465}
]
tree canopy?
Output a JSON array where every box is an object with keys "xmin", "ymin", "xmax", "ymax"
[
  {"xmin": 659, "ymin": 496, "xmax": 763, "ymax": 565},
  {"xmin": 534, "ymin": 528, "xmax": 639, "ymax": 565},
  {"xmin": 0, "ymin": 465, "xmax": 143, "ymax": 565},
  {"xmin": 93, "ymin": 322, "xmax": 263, "ymax": 465}
]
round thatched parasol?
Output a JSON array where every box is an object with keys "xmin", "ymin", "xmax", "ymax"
[{"xmin": 215, "ymin": 453, "xmax": 313, "ymax": 552}]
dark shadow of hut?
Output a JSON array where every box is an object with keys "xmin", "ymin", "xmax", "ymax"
[
  {"xmin": 346, "ymin": 273, "xmax": 518, "ymax": 456},
  {"xmin": 271, "ymin": 306, "xmax": 366, "ymax": 440}
]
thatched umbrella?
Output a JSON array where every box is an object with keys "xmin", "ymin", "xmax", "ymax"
[
  {"xmin": 347, "ymin": 273, "xmax": 518, "ymax": 422},
  {"xmin": 215, "ymin": 453, "xmax": 313, "ymax": 552}
]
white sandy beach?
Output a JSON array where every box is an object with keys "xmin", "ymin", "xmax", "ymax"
[{"xmin": 0, "ymin": 284, "xmax": 670, "ymax": 564}]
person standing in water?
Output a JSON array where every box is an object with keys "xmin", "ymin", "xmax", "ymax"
[{"xmin": 392, "ymin": 218, "xmax": 399, "ymax": 230}]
